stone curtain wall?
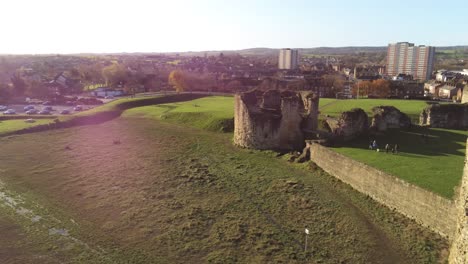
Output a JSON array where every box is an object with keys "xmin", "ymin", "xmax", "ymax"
[
  {"xmin": 449, "ymin": 139, "xmax": 468, "ymax": 263},
  {"xmin": 308, "ymin": 142, "xmax": 457, "ymax": 238}
]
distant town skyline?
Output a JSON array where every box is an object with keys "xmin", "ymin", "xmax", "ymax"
[{"xmin": 1, "ymin": 0, "xmax": 467, "ymax": 54}]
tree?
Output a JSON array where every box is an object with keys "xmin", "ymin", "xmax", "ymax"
[
  {"xmin": 27, "ymin": 80, "xmax": 49, "ymax": 98},
  {"xmin": 10, "ymin": 72, "xmax": 27, "ymax": 96},
  {"xmin": 0, "ymin": 83, "xmax": 11, "ymax": 103},
  {"xmin": 369, "ymin": 79, "xmax": 391, "ymax": 98},
  {"xmin": 352, "ymin": 80, "xmax": 372, "ymax": 98},
  {"xmin": 101, "ymin": 63, "xmax": 129, "ymax": 87},
  {"xmin": 224, "ymin": 80, "xmax": 243, "ymax": 92},
  {"xmin": 323, "ymin": 74, "xmax": 345, "ymax": 97},
  {"xmin": 168, "ymin": 70, "xmax": 188, "ymax": 93},
  {"xmin": 78, "ymin": 63, "xmax": 105, "ymax": 86}
]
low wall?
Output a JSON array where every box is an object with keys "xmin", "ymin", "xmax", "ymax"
[
  {"xmin": 449, "ymin": 139, "xmax": 468, "ymax": 263},
  {"xmin": 309, "ymin": 142, "xmax": 457, "ymax": 238}
]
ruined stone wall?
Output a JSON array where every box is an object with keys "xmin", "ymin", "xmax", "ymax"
[
  {"xmin": 234, "ymin": 90, "xmax": 318, "ymax": 150},
  {"xmin": 325, "ymin": 108, "xmax": 369, "ymax": 141},
  {"xmin": 300, "ymin": 91, "xmax": 320, "ymax": 131},
  {"xmin": 449, "ymin": 139, "xmax": 468, "ymax": 263},
  {"xmin": 420, "ymin": 104, "xmax": 468, "ymax": 129},
  {"xmin": 371, "ymin": 106, "xmax": 411, "ymax": 131},
  {"xmin": 309, "ymin": 142, "xmax": 457, "ymax": 238}
]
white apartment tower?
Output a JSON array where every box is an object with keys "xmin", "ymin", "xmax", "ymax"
[
  {"xmin": 278, "ymin": 48, "xmax": 299, "ymax": 70},
  {"xmin": 386, "ymin": 42, "xmax": 435, "ymax": 81}
]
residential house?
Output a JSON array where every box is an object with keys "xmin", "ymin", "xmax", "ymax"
[
  {"xmin": 90, "ymin": 87, "xmax": 125, "ymax": 97},
  {"xmin": 438, "ymin": 84, "xmax": 458, "ymax": 99},
  {"xmin": 424, "ymin": 80, "xmax": 444, "ymax": 97}
]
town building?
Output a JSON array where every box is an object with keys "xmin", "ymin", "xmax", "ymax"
[
  {"xmin": 278, "ymin": 48, "xmax": 299, "ymax": 70},
  {"xmin": 386, "ymin": 42, "xmax": 435, "ymax": 81}
]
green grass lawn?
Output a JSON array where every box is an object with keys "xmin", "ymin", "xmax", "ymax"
[
  {"xmin": 331, "ymin": 127, "xmax": 468, "ymax": 198},
  {"xmin": 122, "ymin": 96, "xmax": 234, "ymax": 132},
  {"xmin": 318, "ymin": 99, "xmax": 430, "ymax": 122},
  {"xmin": 0, "ymin": 119, "xmax": 55, "ymax": 135}
]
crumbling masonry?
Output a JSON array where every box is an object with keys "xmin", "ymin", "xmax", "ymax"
[{"xmin": 234, "ymin": 89, "xmax": 319, "ymax": 150}]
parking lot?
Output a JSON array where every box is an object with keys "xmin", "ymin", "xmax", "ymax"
[{"xmin": 1, "ymin": 98, "xmax": 116, "ymax": 116}]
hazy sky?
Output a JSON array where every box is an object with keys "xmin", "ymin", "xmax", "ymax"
[{"xmin": 1, "ymin": 0, "xmax": 467, "ymax": 54}]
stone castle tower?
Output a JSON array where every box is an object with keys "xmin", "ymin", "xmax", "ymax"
[{"xmin": 233, "ymin": 89, "xmax": 319, "ymax": 150}]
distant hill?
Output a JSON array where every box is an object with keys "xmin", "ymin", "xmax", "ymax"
[{"xmin": 176, "ymin": 46, "xmax": 468, "ymax": 57}]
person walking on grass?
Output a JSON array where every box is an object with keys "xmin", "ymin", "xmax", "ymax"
[
  {"xmin": 385, "ymin": 144, "xmax": 390, "ymax": 154},
  {"xmin": 372, "ymin": 140, "xmax": 378, "ymax": 150},
  {"xmin": 393, "ymin": 144, "xmax": 399, "ymax": 154}
]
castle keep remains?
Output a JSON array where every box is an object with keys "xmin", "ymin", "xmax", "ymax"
[{"xmin": 234, "ymin": 89, "xmax": 319, "ymax": 150}]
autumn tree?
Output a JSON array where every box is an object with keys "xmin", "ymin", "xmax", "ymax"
[
  {"xmin": 351, "ymin": 80, "xmax": 372, "ymax": 98},
  {"xmin": 369, "ymin": 79, "xmax": 391, "ymax": 98},
  {"xmin": 352, "ymin": 79, "xmax": 391, "ymax": 98},
  {"xmin": 168, "ymin": 70, "xmax": 188, "ymax": 93}
]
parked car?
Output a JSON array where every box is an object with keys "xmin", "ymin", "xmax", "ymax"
[
  {"xmin": 42, "ymin": 101, "xmax": 51, "ymax": 105},
  {"xmin": 43, "ymin": 106, "xmax": 53, "ymax": 111},
  {"xmin": 26, "ymin": 109, "xmax": 38, "ymax": 115},
  {"xmin": 73, "ymin": 105, "xmax": 83, "ymax": 111},
  {"xmin": 60, "ymin": 109, "xmax": 70, "ymax": 115},
  {"xmin": 0, "ymin": 105, "xmax": 8, "ymax": 111},
  {"xmin": 3, "ymin": 109, "xmax": 16, "ymax": 115},
  {"xmin": 38, "ymin": 110, "xmax": 51, "ymax": 115},
  {"xmin": 105, "ymin": 95, "xmax": 114, "ymax": 99},
  {"xmin": 24, "ymin": 105, "xmax": 35, "ymax": 111}
]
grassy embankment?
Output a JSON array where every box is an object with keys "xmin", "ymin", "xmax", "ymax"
[
  {"xmin": 122, "ymin": 96, "xmax": 235, "ymax": 132},
  {"xmin": 0, "ymin": 119, "xmax": 56, "ymax": 136},
  {"xmin": 0, "ymin": 115, "xmax": 448, "ymax": 263}
]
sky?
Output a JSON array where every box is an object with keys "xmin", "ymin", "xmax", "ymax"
[{"xmin": 0, "ymin": 0, "xmax": 467, "ymax": 54}]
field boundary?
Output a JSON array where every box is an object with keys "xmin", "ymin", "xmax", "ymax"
[
  {"xmin": 308, "ymin": 142, "xmax": 457, "ymax": 239},
  {"xmin": 0, "ymin": 93, "xmax": 210, "ymax": 137}
]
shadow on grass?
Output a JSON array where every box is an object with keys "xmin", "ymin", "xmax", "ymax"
[{"xmin": 334, "ymin": 126, "xmax": 467, "ymax": 157}]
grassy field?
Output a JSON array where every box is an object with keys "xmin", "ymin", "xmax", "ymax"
[
  {"xmin": 0, "ymin": 116, "xmax": 448, "ymax": 263},
  {"xmin": 0, "ymin": 119, "xmax": 55, "ymax": 136},
  {"xmin": 122, "ymin": 96, "xmax": 234, "ymax": 132},
  {"xmin": 318, "ymin": 98, "xmax": 430, "ymax": 122},
  {"xmin": 331, "ymin": 127, "xmax": 467, "ymax": 198}
]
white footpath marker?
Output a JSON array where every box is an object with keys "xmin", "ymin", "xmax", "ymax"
[{"xmin": 304, "ymin": 228, "xmax": 310, "ymax": 252}]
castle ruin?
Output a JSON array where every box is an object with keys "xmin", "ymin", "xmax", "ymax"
[
  {"xmin": 234, "ymin": 89, "xmax": 319, "ymax": 150},
  {"xmin": 420, "ymin": 104, "xmax": 468, "ymax": 129}
]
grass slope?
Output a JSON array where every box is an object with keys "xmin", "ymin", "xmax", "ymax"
[
  {"xmin": 122, "ymin": 96, "xmax": 234, "ymax": 132},
  {"xmin": 0, "ymin": 117, "xmax": 448, "ymax": 263},
  {"xmin": 0, "ymin": 119, "xmax": 55, "ymax": 136}
]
